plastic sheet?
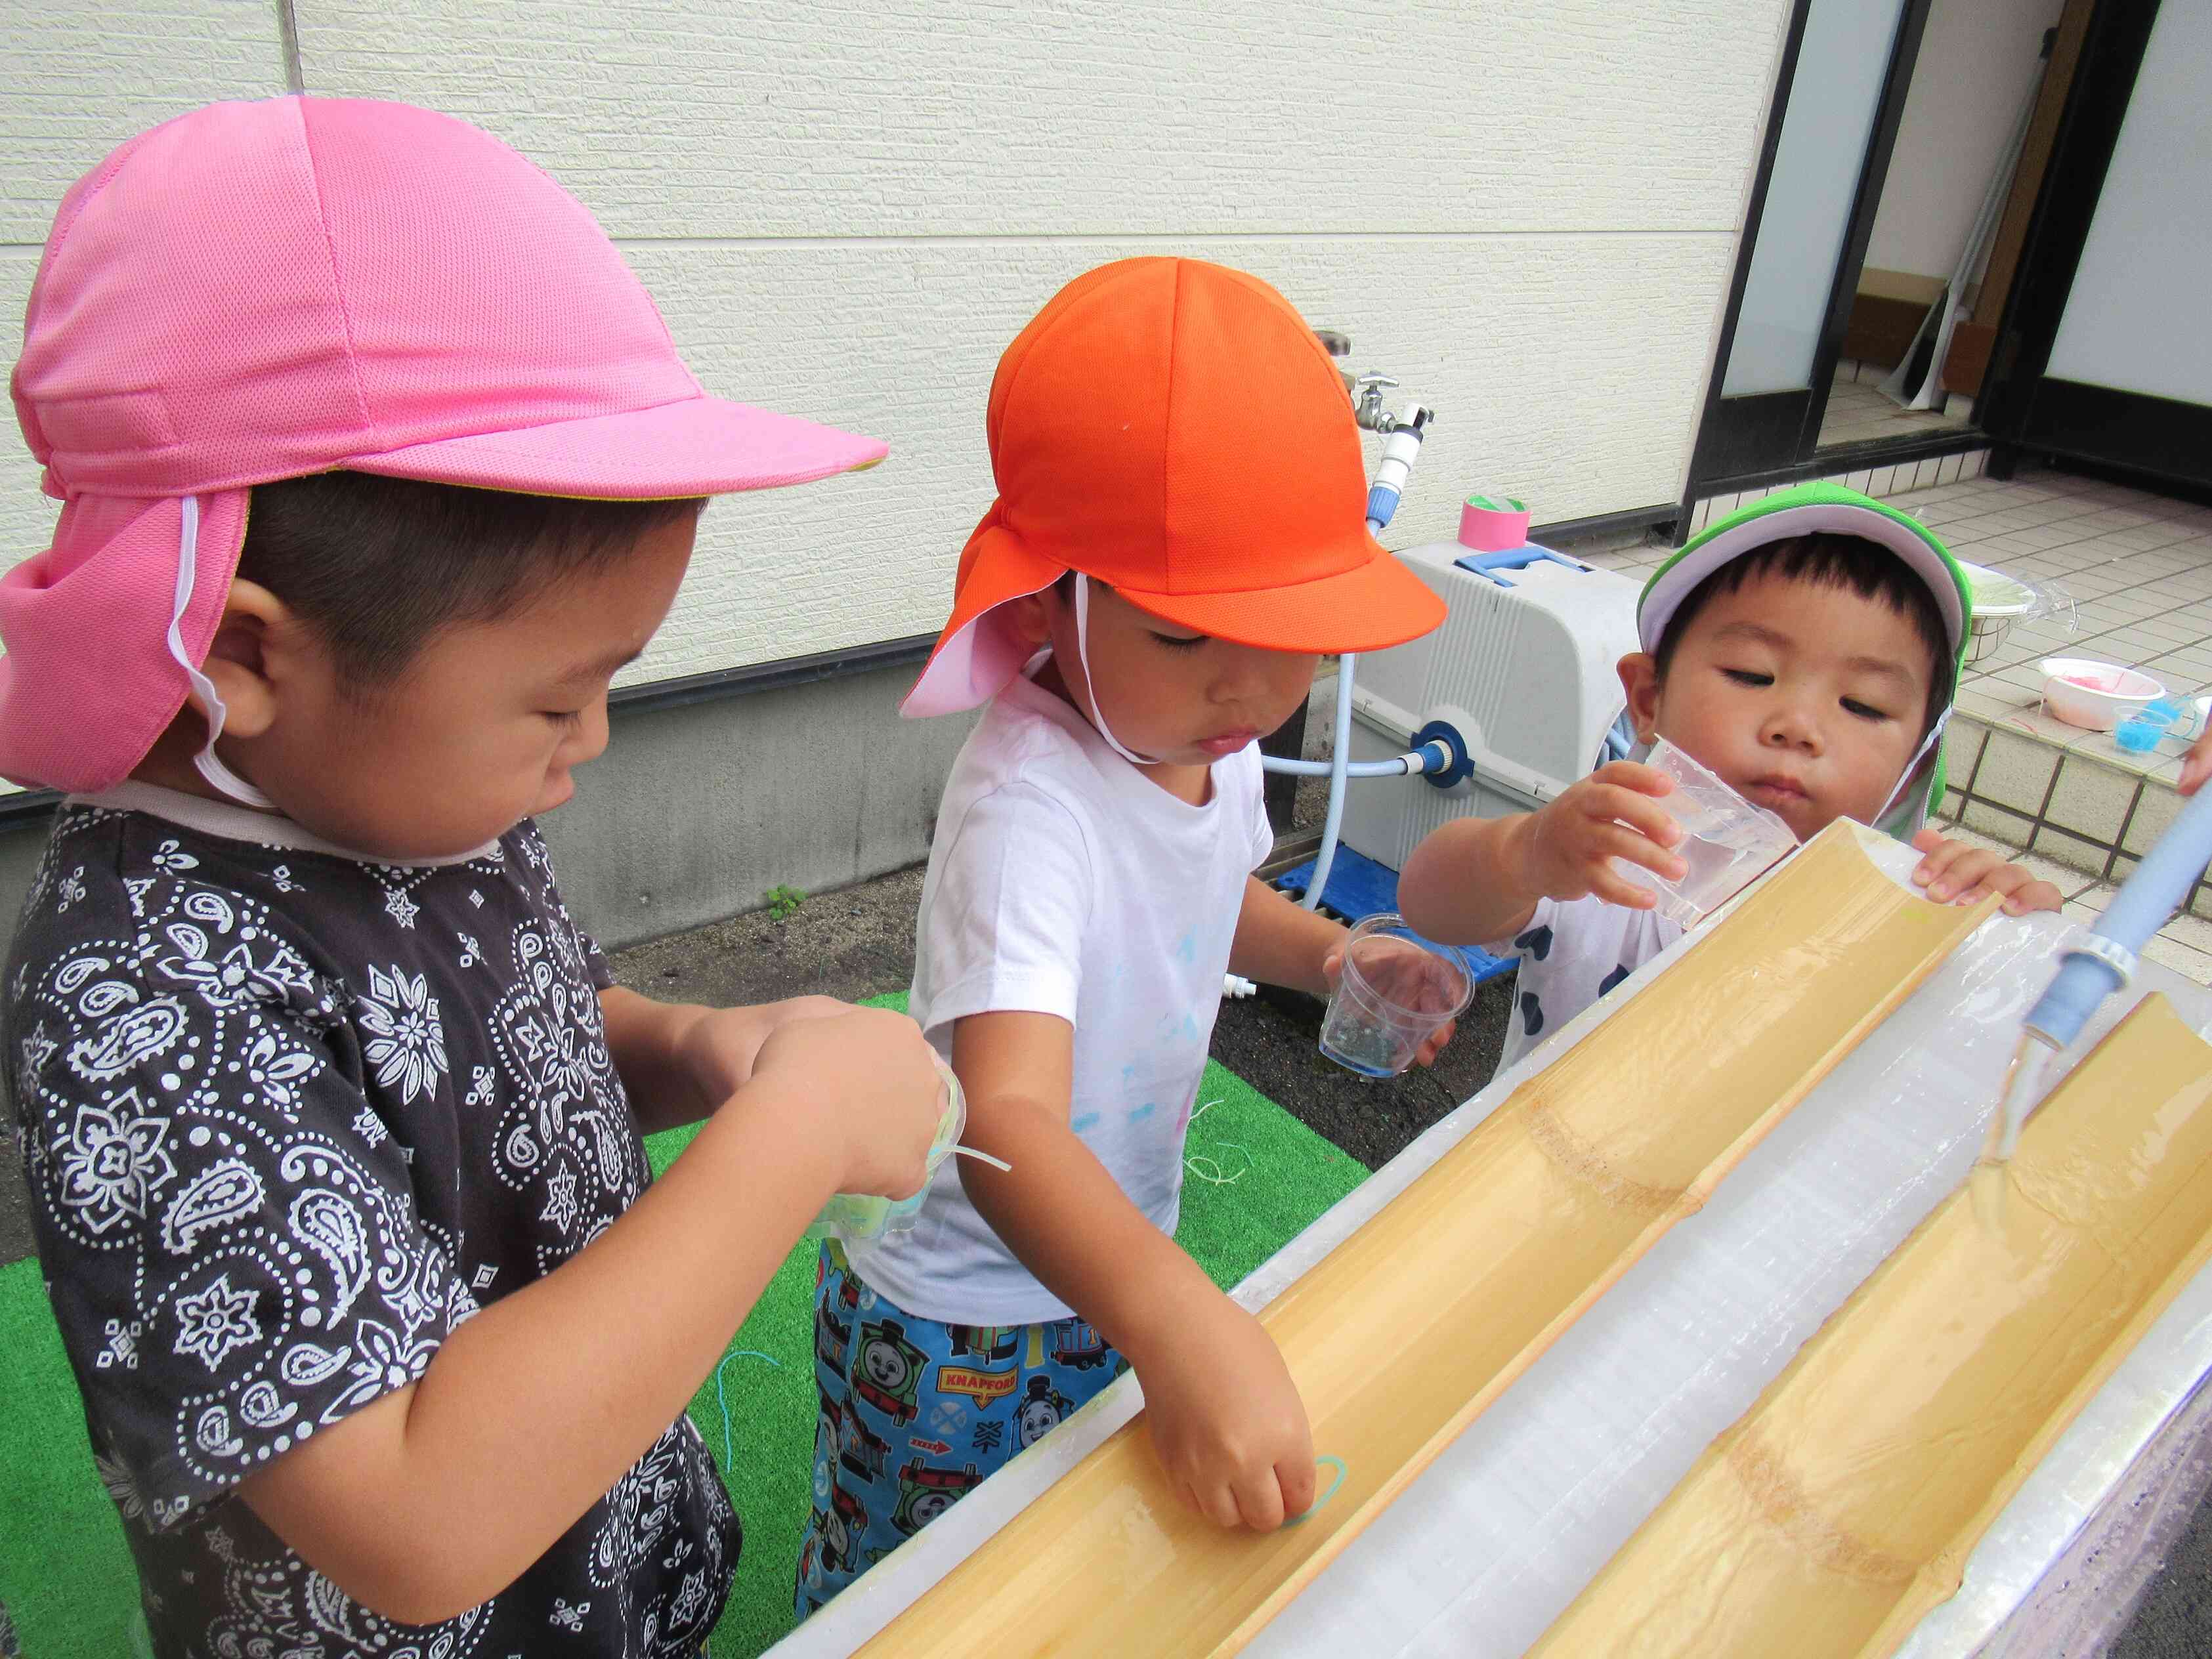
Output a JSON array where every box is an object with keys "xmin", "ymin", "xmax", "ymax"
[
  {"xmin": 768, "ymin": 833, "xmax": 2212, "ymax": 1659},
  {"xmin": 832, "ymin": 828, "xmax": 1987, "ymax": 1658},
  {"xmin": 1958, "ymin": 562, "xmax": 2077, "ymax": 669},
  {"xmin": 1910, "ymin": 1364, "xmax": 2212, "ymax": 1658},
  {"xmin": 1245, "ymin": 838, "xmax": 2212, "ymax": 1659},
  {"xmin": 1530, "ymin": 996, "xmax": 2212, "ymax": 1657}
]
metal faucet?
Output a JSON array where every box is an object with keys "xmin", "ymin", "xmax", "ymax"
[
  {"xmin": 1313, "ymin": 331, "xmax": 1437, "ymax": 432},
  {"xmin": 1352, "ymin": 373, "xmax": 1434, "ymax": 436}
]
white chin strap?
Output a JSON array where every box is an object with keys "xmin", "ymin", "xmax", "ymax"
[
  {"xmin": 1875, "ymin": 705, "xmax": 1953, "ymax": 830},
  {"xmin": 167, "ymin": 496, "xmax": 278, "ymax": 811},
  {"xmin": 1071, "ymin": 572, "xmax": 1162, "ymax": 766}
]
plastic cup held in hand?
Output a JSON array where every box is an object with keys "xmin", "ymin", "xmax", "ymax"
[
  {"xmin": 1319, "ymin": 913, "xmax": 1475, "ymax": 1078},
  {"xmin": 1613, "ymin": 738, "xmax": 1798, "ymax": 928},
  {"xmin": 805, "ymin": 1054, "xmax": 966, "ymax": 1244}
]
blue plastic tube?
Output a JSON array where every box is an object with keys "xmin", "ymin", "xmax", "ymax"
[{"xmin": 2026, "ymin": 782, "xmax": 2212, "ymax": 1049}]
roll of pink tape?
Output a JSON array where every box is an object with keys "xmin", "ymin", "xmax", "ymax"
[{"xmin": 1458, "ymin": 494, "xmax": 1531, "ymax": 553}]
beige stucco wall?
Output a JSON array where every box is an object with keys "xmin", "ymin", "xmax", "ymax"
[{"xmin": 3, "ymin": 0, "xmax": 1791, "ymax": 694}]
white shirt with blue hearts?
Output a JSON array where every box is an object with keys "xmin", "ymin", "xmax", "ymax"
[{"xmin": 1487, "ymin": 896, "xmax": 1682, "ymax": 1076}]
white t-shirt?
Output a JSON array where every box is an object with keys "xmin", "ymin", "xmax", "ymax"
[
  {"xmin": 845, "ymin": 667, "xmax": 1276, "ymax": 1325},
  {"xmin": 1487, "ymin": 896, "xmax": 1682, "ymax": 1076}
]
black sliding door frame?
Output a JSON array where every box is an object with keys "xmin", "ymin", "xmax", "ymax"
[
  {"xmin": 1978, "ymin": 0, "xmax": 2210, "ymax": 492},
  {"xmin": 1689, "ymin": 0, "xmax": 1936, "ymax": 487}
]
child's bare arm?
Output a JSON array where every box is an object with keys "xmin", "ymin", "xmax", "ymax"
[
  {"xmin": 2184, "ymin": 728, "xmax": 2211, "ymax": 796},
  {"xmin": 599, "ymin": 986, "xmax": 851, "ymax": 1134},
  {"xmin": 1908, "ymin": 830, "xmax": 2066, "ymax": 915},
  {"xmin": 1399, "ymin": 812, "xmax": 1544, "ymax": 944},
  {"xmin": 953, "ymin": 1010, "xmax": 1317, "ymax": 1530},
  {"xmin": 1227, "ymin": 875, "xmax": 1346, "ymax": 995},
  {"xmin": 239, "ymin": 1007, "xmax": 939, "ymax": 1623},
  {"xmin": 1400, "ymin": 761, "xmax": 1686, "ymax": 945}
]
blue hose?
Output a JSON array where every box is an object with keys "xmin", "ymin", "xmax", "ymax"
[{"xmin": 2026, "ymin": 782, "xmax": 2212, "ymax": 1049}]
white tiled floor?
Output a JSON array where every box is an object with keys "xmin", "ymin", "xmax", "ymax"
[
  {"xmin": 1679, "ymin": 447, "xmax": 1988, "ymax": 539},
  {"xmin": 1915, "ymin": 470, "xmax": 2212, "ymax": 790},
  {"xmin": 1817, "ymin": 362, "xmax": 1975, "ymax": 451}
]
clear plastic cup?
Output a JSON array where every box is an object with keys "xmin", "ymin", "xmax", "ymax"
[
  {"xmin": 1613, "ymin": 738, "xmax": 1798, "ymax": 928},
  {"xmin": 1318, "ymin": 913, "xmax": 1476, "ymax": 1078},
  {"xmin": 2117, "ymin": 698, "xmax": 2186, "ymax": 754},
  {"xmin": 2116, "ymin": 694, "xmax": 2209, "ymax": 754},
  {"xmin": 804, "ymin": 1054, "xmax": 966, "ymax": 1244}
]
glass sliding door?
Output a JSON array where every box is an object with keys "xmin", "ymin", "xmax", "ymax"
[
  {"xmin": 1692, "ymin": 0, "xmax": 1924, "ymax": 482},
  {"xmin": 1986, "ymin": 0, "xmax": 2212, "ymax": 490}
]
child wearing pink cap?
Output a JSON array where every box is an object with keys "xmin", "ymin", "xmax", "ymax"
[{"xmin": 1, "ymin": 98, "xmax": 943, "ymax": 1652}]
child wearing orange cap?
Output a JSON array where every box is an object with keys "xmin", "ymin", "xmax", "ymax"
[
  {"xmin": 795, "ymin": 257, "xmax": 1451, "ymax": 1612},
  {"xmin": 3, "ymin": 98, "xmax": 944, "ymax": 1651}
]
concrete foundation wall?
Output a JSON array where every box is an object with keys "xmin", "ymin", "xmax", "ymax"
[
  {"xmin": 0, "ymin": 815, "xmax": 49, "ymax": 956},
  {"xmin": 542, "ymin": 667, "xmax": 974, "ymax": 951},
  {"xmin": 0, "ymin": 667, "xmax": 973, "ymax": 958}
]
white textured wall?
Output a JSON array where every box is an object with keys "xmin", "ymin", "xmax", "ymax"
[
  {"xmin": 1, "ymin": 3, "xmax": 288, "ymax": 796},
  {"xmin": 4, "ymin": 0, "xmax": 1791, "ymax": 692},
  {"xmin": 1, "ymin": 1, "xmax": 287, "ymax": 537}
]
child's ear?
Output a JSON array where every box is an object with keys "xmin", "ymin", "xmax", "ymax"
[
  {"xmin": 1617, "ymin": 652, "xmax": 1663, "ymax": 744},
  {"xmin": 198, "ymin": 579, "xmax": 299, "ymax": 740},
  {"xmin": 1003, "ymin": 587, "xmax": 1056, "ymax": 648}
]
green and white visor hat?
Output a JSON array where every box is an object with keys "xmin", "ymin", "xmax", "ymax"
[{"xmin": 1638, "ymin": 481, "xmax": 1973, "ymax": 842}]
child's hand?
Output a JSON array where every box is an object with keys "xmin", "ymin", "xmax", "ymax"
[
  {"xmin": 750, "ymin": 1006, "xmax": 941, "ymax": 1199},
  {"xmin": 2184, "ymin": 728, "xmax": 2212, "ymax": 796},
  {"xmin": 1908, "ymin": 829, "xmax": 2066, "ymax": 915},
  {"xmin": 1136, "ymin": 1290, "xmax": 1316, "ymax": 1530},
  {"xmin": 679, "ymin": 996, "xmax": 851, "ymax": 1105},
  {"xmin": 1521, "ymin": 761, "xmax": 1686, "ymax": 910}
]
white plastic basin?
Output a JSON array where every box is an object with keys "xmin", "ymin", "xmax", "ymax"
[
  {"xmin": 2039, "ymin": 657, "xmax": 2165, "ymax": 731},
  {"xmin": 1960, "ymin": 560, "xmax": 2041, "ymax": 666}
]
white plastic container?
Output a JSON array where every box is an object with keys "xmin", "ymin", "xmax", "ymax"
[
  {"xmin": 2039, "ymin": 658, "xmax": 2165, "ymax": 732},
  {"xmin": 1959, "ymin": 560, "xmax": 2072, "ymax": 667},
  {"xmin": 1340, "ymin": 539, "xmax": 1642, "ymax": 870}
]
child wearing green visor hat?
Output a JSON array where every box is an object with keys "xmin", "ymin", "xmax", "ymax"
[{"xmin": 1400, "ymin": 482, "xmax": 2063, "ymax": 1074}]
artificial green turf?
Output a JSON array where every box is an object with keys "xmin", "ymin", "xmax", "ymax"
[
  {"xmin": 0, "ymin": 995, "xmax": 1365, "ymax": 1658},
  {"xmin": 0, "ymin": 1255, "xmax": 144, "ymax": 1658}
]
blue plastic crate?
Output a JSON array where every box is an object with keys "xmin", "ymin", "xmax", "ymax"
[{"xmin": 1272, "ymin": 846, "xmax": 1517, "ymax": 986}]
